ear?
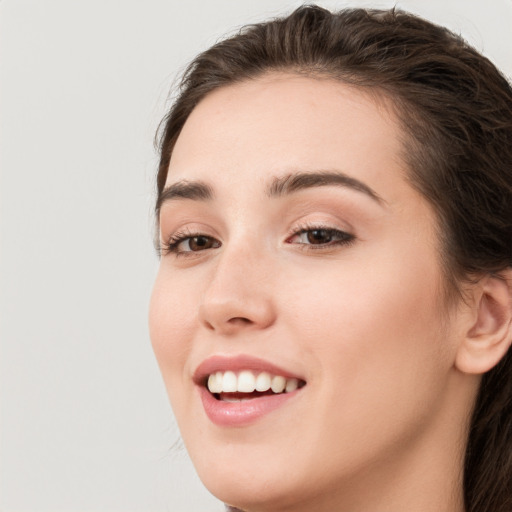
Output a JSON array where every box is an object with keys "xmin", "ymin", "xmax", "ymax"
[{"xmin": 455, "ymin": 269, "xmax": 512, "ymax": 374}]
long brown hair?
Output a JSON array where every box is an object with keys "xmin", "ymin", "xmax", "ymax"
[{"xmin": 155, "ymin": 6, "xmax": 512, "ymax": 511}]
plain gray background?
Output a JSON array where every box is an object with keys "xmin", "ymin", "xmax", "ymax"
[{"xmin": 1, "ymin": 1, "xmax": 511, "ymax": 511}]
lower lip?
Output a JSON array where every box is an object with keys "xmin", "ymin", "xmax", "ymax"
[{"xmin": 198, "ymin": 386, "xmax": 302, "ymax": 427}]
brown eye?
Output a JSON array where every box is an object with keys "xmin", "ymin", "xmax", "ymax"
[
  {"xmin": 306, "ymin": 229, "xmax": 334, "ymax": 244},
  {"xmin": 288, "ymin": 227, "xmax": 355, "ymax": 249},
  {"xmin": 165, "ymin": 232, "xmax": 221, "ymax": 255},
  {"xmin": 187, "ymin": 236, "xmax": 217, "ymax": 251}
]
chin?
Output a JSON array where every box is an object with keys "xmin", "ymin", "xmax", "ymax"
[{"xmin": 190, "ymin": 446, "xmax": 306, "ymax": 512}]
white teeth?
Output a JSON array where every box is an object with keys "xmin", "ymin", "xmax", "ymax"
[
  {"xmin": 206, "ymin": 370, "xmax": 302, "ymax": 395},
  {"xmin": 207, "ymin": 372, "xmax": 223, "ymax": 394},
  {"xmin": 222, "ymin": 371, "xmax": 238, "ymax": 392},
  {"xmin": 255, "ymin": 372, "xmax": 271, "ymax": 392},
  {"xmin": 271, "ymin": 375, "xmax": 286, "ymax": 393},
  {"xmin": 285, "ymin": 378, "xmax": 299, "ymax": 393},
  {"xmin": 237, "ymin": 371, "xmax": 256, "ymax": 392}
]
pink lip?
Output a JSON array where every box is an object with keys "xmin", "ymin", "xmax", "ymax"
[{"xmin": 194, "ymin": 354, "xmax": 306, "ymax": 427}]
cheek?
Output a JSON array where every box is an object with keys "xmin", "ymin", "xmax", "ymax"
[
  {"xmin": 281, "ymin": 245, "xmax": 451, "ymax": 441},
  {"xmin": 288, "ymin": 268, "xmax": 446, "ymax": 391},
  {"xmin": 148, "ymin": 268, "xmax": 198, "ymax": 394},
  {"xmin": 285, "ymin": 249, "xmax": 444, "ymax": 349}
]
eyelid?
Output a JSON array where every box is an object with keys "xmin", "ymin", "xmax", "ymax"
[{"xmin": 285, "ymin": 219, "xmax": 351, "ymax": 239}]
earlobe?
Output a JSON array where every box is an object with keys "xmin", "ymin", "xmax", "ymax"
[{"xmin": 455, "ymin": 270, "xmax": 512, "ymax": 375}]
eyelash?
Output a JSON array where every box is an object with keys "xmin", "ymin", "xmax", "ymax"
[{"xmin": 161, "ymin": 224, "xmax": 355, "ymax": 257}]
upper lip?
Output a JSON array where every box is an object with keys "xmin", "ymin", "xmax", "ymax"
[{"xmin": 193, "ymin": 354, "xmax": 305, "ymax": 386}]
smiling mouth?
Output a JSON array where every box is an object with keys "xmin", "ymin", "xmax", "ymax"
[{"xmin": 206, "ymin": 370, "xmax": 307, "ymax": 401}]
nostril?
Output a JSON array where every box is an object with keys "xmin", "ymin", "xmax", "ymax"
[
  {"xmin": 228, "ymin": 317, "xmax": 253, "ymax": 325},
  {"xmin": 203, "ymin": 317, "xmax": 252, "ymax": 332}
]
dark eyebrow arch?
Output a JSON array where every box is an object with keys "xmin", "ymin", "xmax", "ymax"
[
  {"xmin": 156, "ymin": 180, "xmax": 214, "ymax": 213},
  {"xmin": 267, "ymin": 171, "xmax": 385, "ymax": 205},
  {"xmin": 156, "ymin": 170, "xmax": 385, "ymax": 216}
]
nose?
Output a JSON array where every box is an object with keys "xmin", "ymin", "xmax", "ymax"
[{"xmin": 198, "ymin": 244, "xmax": 276, "ymax": 335}]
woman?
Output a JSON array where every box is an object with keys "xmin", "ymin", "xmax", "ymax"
[{"xmin": 149, "ymin": 6, "xmax": 512, "ymax": 512}]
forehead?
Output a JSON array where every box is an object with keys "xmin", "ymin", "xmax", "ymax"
[{"xmin": 167, "ymin": 73, "xmax": 408, "ymax": 201}]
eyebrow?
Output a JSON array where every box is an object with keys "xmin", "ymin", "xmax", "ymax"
[
  {"xmin": 266, "ymin": 171, "xmax": 385, "ymax": 204},
  {"xmin": 156, "ymin": 180, "xmax": 214, "ymax": 213},
  {"xmin": 157, "ymin": 170, "xmax": 385, "ymax": 213}
]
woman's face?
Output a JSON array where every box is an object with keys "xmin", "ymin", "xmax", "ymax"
[{"xmin": 149, "ymin": 75, "xmax": 464, "ymax": 511}]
